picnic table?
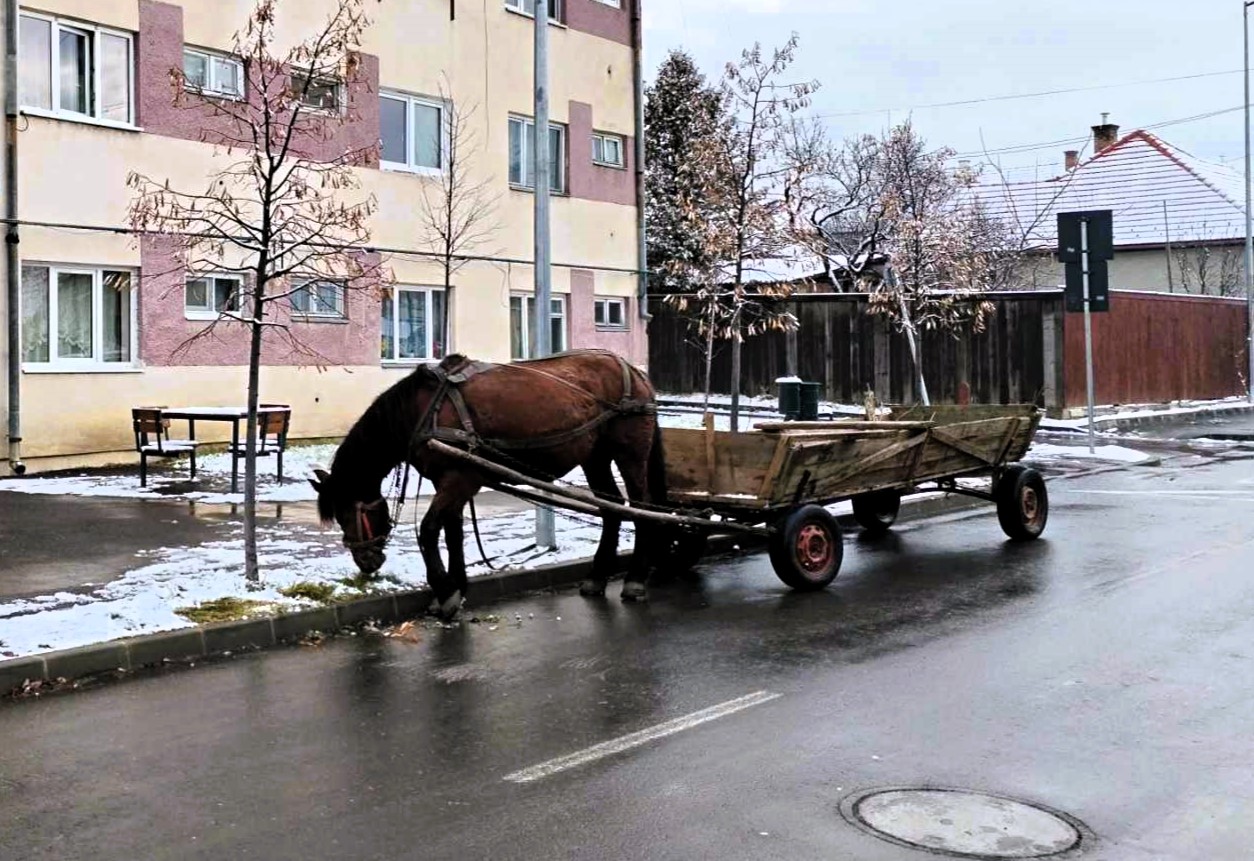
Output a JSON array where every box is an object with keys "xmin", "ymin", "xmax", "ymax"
[{"xmin": 161, "ymin": 406, "xmax": 290, "ymax": 493}]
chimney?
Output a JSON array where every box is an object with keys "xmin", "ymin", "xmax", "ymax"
[
  {"xmin": 1092, "ymin": 112, "xmax": 1120, "ymax": 153},
  {"xmin": 1064, "ymin": 150, "xmax": 1080, "ymax": 171}
]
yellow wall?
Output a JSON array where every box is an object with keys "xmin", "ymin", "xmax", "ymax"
[{"xmin": 4, "ymin": 0, "xmax": 641, "ymax": 471}]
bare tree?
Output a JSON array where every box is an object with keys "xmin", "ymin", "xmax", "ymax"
[
  {"xmin": 127, "ymin": 0, "xmax": 383, "ymax": 582},
  {"xmin": 719, "ymin": 36, "xmax": 817, "ymax": 430},
  {"xmin": 1172, "ymin": 231, "xmax": 1243, "ymax": 297},
  {"xmin": 415, "ymin": 77, "xmax": 499, "ymax": 355}
]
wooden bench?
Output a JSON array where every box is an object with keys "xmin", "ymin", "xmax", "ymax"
[
  {"xmin": 132, "ymin": 408, "xmax": 200, "ymax": 487},
  {"xmin": 228, "ymin": 405, "xmax": 291, "ymax": 480}
]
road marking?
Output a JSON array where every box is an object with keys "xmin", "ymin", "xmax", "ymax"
[
  {"xmin": 1067, "ymin": 489, "xmax": 1254, "ymax": 495},
  {"xmin": 503, "ymin": 690, "xmax": 782, "ymax": 784}
]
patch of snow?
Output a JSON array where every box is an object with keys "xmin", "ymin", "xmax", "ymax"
[
  {"xmin": 1042, "ymin": 397, "xmax": 1250, "ymax": 431},
  {"xmin": 0, "ymin": 508, "xmax": 628, "ymax": 660},
  {"xmin": 1027, "ymin": 442, "xmax": 1152, "ymax": 464}
]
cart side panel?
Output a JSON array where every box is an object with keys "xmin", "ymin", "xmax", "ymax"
[
  {"xmin": 661, "ymin": 428, "xmax": 781, "ymax": 498},
  {"xmin": 770, "ymin": 429, "xmax": 920, "ymax": 504}
]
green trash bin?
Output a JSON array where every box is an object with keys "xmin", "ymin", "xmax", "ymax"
[
  {"xmin": 799, "ymin": 382, "xmax": 821, "ymax": 421},
  {"xmin": 777, "ymin": 377, "xmax": 802, "ymax": 420}
]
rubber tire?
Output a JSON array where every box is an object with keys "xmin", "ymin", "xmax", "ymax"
[
  {"xmin": 851, "ymin": 489, "xmax": 902, "ymax": 534},
  {"xmin": 768, "ymin": 504, "xmax": 844, "ymax": 591},
  {"xmin": 995, "ymin": 465, "xmax": 1049, "ymax": 541}
]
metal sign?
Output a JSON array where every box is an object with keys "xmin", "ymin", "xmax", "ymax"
[
  {"xmin": 1057, "ymin": 210, "xmax": 1113, "ymax": 262},
  {"xmin": 1057, "ymin": 210, "xmax": 1115, "ymax": 453},
  {"xmin": 1063, "ymin": 261, "xmax": 1109, "ymax": 312}
]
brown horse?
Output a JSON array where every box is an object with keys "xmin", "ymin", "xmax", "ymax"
[{"xmin": 310, "ymin": 350, "xmax": 667, "ymax": 617}]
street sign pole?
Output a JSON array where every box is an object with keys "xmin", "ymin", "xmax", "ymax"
[
  {"xmin": 533, "ymin": 0, "xmax": 555, "ymax": 549},
  {"xmin": 1081, "ymin": 219, "xmax": 1097, "ymax": 453}
]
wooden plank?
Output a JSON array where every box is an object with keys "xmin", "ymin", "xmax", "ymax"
[
  {"xmin": 757, "ymin": 435, "xmax": 791, "ymax": 501},
  {"xmin": 928, "ymin": 426, "xmax": 1004, "ymax": 466},
  {"xmin": 754, "ymin": 420, "xmax": 934, "ymax": 432},
  {"xmin": 703, "ymin": 412, "xmax": 716, "ymax": 490}
]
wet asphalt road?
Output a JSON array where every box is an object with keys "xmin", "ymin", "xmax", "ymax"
[{"xmin": 3, "ymin": 450, "xmax": 1254, "ymax": 860}]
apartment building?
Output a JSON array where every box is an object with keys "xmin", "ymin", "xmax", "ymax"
[{"xmin": 0, "ymin": 0, "xmax": 645, "ymax": 472}]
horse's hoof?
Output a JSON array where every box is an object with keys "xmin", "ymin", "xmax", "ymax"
[
  {"xmin": 432, "ymin": 590, "xmax": 463, "ymax": 621},
  {"xmin": 620, "ymin": 581, "xmax": 648, "ymax": 603},
  {"xmin": 579, "ymin": 579, "xmax": 607, "ymax": 598}
]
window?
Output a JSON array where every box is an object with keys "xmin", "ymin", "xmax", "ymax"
[
  {"xmin": 21, "ymin": 264, "xmax": 134, "ymax": 366},
  {"xmin": 290, "ymin": 280, "xmax": 345, "ymax": 318},
  {"xmin": 592, "ymin": 132, "xmax": 626, "ymax": 168},
  {"xmin": 380, "ymin": 93, "xmax": 445, "ymax": 172},
  {"xmin": 185, "ymin": 275, "xmax": 241, "ymax": 319},
  {"xmin": 509, "ymin": 117, "xmax": 566, "ymax": 193},
  {"xmin": 290, "ymin": 70, "xmax": 341, "ymax": 112},
  {"xmin": 594, "ymin": 297, "xmax": 627, "ymax": 329},
  {"xmin": 509, "ymin": 295, "xmax": 567, "ymax": 360},
  {"xmin": 18, "ymin": 12, "xmax": 133, "ymax": 124},
  {"xmin": 504, "ymin": 0, "xmax": 562, "ymax": 21},
  {"xmin": 381, "ymin": 287, "xmax": 446, "ymax": 362},
  {"xmin": 183, "ymin": 48, "xmax": 243, "ymax": 99},
  {"xmin": 593, "ymin": 0, "xmax": 621, "ymax": 6}
]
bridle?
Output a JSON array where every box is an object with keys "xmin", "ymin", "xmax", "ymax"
[{"xmin": 343, "ymin": 499, "xmax": 392, "ymax": 552}]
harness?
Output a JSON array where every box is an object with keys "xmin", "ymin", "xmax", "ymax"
[{"xmin": 411, "ymin": 350, "xmax": 656, "ymax": 457}]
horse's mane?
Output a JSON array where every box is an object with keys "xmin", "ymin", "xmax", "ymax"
[{"xmin": 318, "ymin": 355, "xmax": 468, "ymax": 521}]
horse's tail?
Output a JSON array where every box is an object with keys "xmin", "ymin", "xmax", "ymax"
[{"xmin": 647, "ymin": 419, "xmax": 669, "ymax": 505}]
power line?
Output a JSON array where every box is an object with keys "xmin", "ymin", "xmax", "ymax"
[
  {"xmin": 814, "ymin": 68, "xmax": 1243, "ymax": 120},
  {"xmin": 0, "ymin": 218, "xmax": 648, "ymax": 276}
]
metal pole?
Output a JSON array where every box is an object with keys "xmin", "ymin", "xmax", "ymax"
[
  {"xmin": 1245, "ymin": 2, "xmax": 1254, "ymax": 402},
  {"xmin": 4, "ymin": 0, "xmax": 24, "ymax": 475},
  {"xmin": 533, "ymin": 0, "xmax": 555, "ymax": 548},
  {"xmin": 1082, "ymin": 218, "xmax": 1097, "ymax": 453}
]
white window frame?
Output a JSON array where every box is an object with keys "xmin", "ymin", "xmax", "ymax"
[
  {"xmin": 592, "ymin": 0, "xmax": 621, "ymax": 7},
  {"xmin": 20, "ymin": 263, "xmax": 138, "ymax": 370},
  {"xmin": 381, "ymin": 286, "xmax": 447, "ymax": 363},
  {"xmin": 380, "ymin": 91, "xmax": 447, "ymax": 175},
  {"xmin": 17, "ymin": 10, "xmax": 136, "ymax": 129},
  {"xmin": 594, "ymin": 297, "xmax": 628, "ymax": 329},
  {"xmin": 591, "ymin": 131, "xmax": 626, "ymax": 169},
  {"xmin": 182, "ymin": 47, "xmax": 244, "ymax": 100},
  {"xmin": 290, "ymin": 69, "xmax": 343, "ymax": 114},
  {"xmin": 509, "ymin": 115, "xmax": 567, "ymax": 194},
  {"xmin": 510, "ymin": 293, "xmax": 567, "ymax": 360},
  {"xmin": 504, "ymin": 0, "xmax": 563, "ymax": 23},
  {"xmin": 184, "ymin": 274, "xmax": 243, "ymax": 321},
  {"xmin": 290, "ymin": 279, "xmax": 347, "ymax": 319}
]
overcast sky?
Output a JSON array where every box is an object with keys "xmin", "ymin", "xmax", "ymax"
[{"xmin": 642, "ymin": 0, "xmax": 1250, "ymax": 183}]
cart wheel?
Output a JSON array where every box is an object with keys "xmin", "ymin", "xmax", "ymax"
[
  {"xmin": 995, "ymin": 465, "xmax": 1049, "ymax": 541},
  {"xmin": 851, "ymin": 489, "xmax": 901, "ymax": 534},
  {"xmin": 769, "ymin": 505, "xmax": 844, "ymax": 591}
]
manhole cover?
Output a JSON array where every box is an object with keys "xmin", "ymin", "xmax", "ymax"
[{"xmin": 841, "ymin": 788, "xmax": 1084, "ymax": 859}]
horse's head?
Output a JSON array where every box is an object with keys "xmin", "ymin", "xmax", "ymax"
[{"xmin": 310, "ymin": 468, "xmax": 393, "ymax": 575}]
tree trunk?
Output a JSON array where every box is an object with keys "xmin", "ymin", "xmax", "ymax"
[
  {"xmin": 702, "ymin": 300, "xmax": 716, "ymax": 413},
  {"xmin": 242, "ymin": 294, "xmax": 265, "ymax": 584},
  {"xmin": 729, "ymin": 305, "xmax": 743, "ymax": 432}
]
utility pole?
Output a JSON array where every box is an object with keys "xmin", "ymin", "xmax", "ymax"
[{"xmin": 533, "ymin": 0, "xmax": 556, "ymax": 548}]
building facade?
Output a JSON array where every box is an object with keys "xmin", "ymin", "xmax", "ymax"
[{"xmin": 0, "ymin": 0, "xmax": 646, "ymax": 473}]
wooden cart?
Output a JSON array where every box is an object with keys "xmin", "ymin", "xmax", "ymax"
[
  {"xmin": 659, "ymin": 404, "xmax": 1047, "ymax": 589},
  {"xmin": 429, "ymin": 404, "xmax": 1048, "ymax": 592}
]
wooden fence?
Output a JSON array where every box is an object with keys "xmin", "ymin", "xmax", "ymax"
[{"xmin": 647, "ymin": 290, "xmax": 1249, "ymax": 414}]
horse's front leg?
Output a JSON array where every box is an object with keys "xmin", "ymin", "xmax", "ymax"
[
  {"xmin": 442, "ymin": 500, "xmax": 468, "ymax": 604},
  {"xmin": 421, "ymin": 490, "xmax": 462, "ymax": 620}
]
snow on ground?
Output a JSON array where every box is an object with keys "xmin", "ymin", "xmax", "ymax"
[
  {"xmin": 1040, "ymin": 396, "xmax": 1250, "ymax": 432},
  {"xmin": 0, "ymin": 508, "xmax": 623, "ymax": 660},
  {"xmin": 1026, "ymin": 442, "xmax": 1153, "ymax": 464}
]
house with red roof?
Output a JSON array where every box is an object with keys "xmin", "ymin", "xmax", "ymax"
[{"xmin": 976, "ymin": 118, "xmax": 1247, "ymax": 296}]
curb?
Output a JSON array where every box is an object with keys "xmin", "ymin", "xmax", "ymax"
[
  {"xmin": 0, "ymin": 492, "xmax": 985, "ymax": 697},
  {"xmin": 1049, "ymin": 403, "xmax": 1254, "ymax": 433}
]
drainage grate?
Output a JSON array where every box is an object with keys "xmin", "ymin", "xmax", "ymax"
[{"xmin": 840, "ymin": 787, "xmax": 1086, "ymax": 859}]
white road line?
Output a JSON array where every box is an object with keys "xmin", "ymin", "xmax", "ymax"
[
  {"xmin": 503, "ymin": 690, "xmax": 782, "ymax": 784},
  {"xmin": 1067, "ymin": 489, "xmax": 1254, "ymax": 496}
]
